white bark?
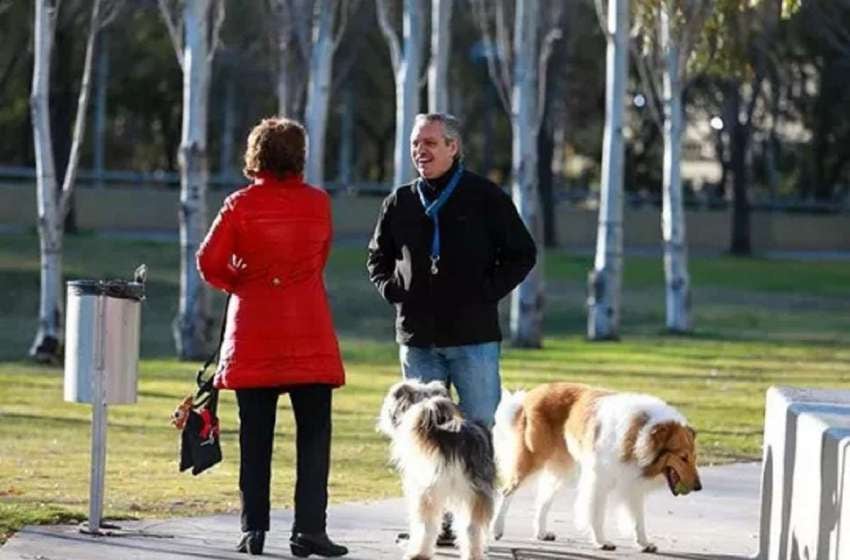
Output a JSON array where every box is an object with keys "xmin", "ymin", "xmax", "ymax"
[
  {"xmin": 305, "ymin": 0, "xmax": 336, "ymax": 186},
  {"xmin": 30, "ymin": 0, "xmax": 104, "ymax": 361},
  {"xmin": 30, "ymin": 0, "xmax": 62, "ymax": 361},
  {"xmin": 428, "ymin": 0, "xmax": 452, "ymax": 113},
  {"xmin": 395, "ymin": 0, "xmax": 423, "ymax": 186},
  {"xmin": 660, "ymin": 7, "xmax": 690, "ymax": 332},
  {"xmin": 509, "ymin": 0, "xmax": 543, "ymax": 348},
  {"xmin": 587, "ymin": 0, "xmax": 628, "ymax": 340},
  {"xmin": 173, "ymin": 0, "xmax": 215, "ymax": 359},
  {"xmin": 376, "ymin": 0, "xmax": 423, "ymax": 187}
]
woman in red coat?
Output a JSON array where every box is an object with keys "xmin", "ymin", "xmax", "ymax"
[{"xmin": 197, "ymin": 117, "xmax": 347, "ymax": 557}]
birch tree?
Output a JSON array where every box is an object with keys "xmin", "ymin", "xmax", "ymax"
[
  {"xmin": 29, "ymin": 0, "xmax": 118, "ymax": 362},
  {"xmin": 269, "ymin": 0, "xmax": 313, "ymax": 121},
  {"xmin": 428, "ymin": 0, "xmax": 452, "ymax": 113},
  {"xmin": 471, "ymin": 0, "xmax": 562, "ymax": 347},
  {"xmin": 631, "ymin": 0, "xmax": 712, "ymax": 333},
  {"xmin": 375, "ymin": 0, "xmax": 424, "ymax": 187},
  {"xmin": 159, "ymin": 0, "xmax": 225, "ymax": 360},
  {"xmin": 304, "ymin": 0, "xmax": 357, "ymax": 186},
  {"xmin": 587, "ymin": 0, "xmax": 628, "ymax": 340}
]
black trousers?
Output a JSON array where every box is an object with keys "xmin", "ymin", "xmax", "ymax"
[{"xmin": 236, "ymin": 384, "xmax": 332, "ymax": 534}]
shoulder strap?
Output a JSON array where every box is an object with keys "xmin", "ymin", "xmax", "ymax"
[{"xmin": 194, "ymin": 295, "xmax": 231, "ymax": 404}]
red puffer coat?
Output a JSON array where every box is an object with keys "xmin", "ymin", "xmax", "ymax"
[{"xmin": 196, "ymin": 173, "xmax": 345, "ymax": 390}]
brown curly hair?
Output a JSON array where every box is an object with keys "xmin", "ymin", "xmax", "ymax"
[{"xmin": 243, "ymin": 117, "xmax": 306, "ymax": 179}]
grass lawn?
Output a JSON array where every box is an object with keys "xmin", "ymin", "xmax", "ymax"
[{"xmin": 1, "ymin": 231, "xmax": 850, "ymax": 542}]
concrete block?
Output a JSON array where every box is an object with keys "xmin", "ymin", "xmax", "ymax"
[{"xmin": 757, "ymin": 386, "xmax": 850, "ymax": 560}]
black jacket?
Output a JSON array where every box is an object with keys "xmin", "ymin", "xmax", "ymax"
[{"xmin": 367, "ymin": 166, "xmax": 537, "ymax": 347}]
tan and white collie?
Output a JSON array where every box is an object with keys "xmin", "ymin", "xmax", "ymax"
[{"xmin": 491, "ymin": 382, "xmax": 702, "ymax": 552}]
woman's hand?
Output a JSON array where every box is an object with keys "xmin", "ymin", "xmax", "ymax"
[{"xmin": 229, "ymin": 254, "xmax": 247, "ymax": 273}]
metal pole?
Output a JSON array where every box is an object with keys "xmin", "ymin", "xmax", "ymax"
[{"xmin": 87, "ymin": 295, "xmax": 107, "ymax": 533}]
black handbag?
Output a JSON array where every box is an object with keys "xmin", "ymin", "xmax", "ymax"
[{"xmin": 177, "ymin": 297, "xmax": 229, "ymax": 475}]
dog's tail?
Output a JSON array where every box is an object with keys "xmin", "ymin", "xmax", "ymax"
[
  {"xmin": 494, "ymin": 388, "xmax": 526, "ymax": 433},
  {"xmin": 493, "ymin": 388, "xmax": 526, "ymax": 468}
]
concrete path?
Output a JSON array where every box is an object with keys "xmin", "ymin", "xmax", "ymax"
[{"xmin": 0, "ymin": 463, "xmax": 761, "ymax": 559}]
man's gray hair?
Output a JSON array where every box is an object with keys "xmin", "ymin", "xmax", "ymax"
[{"xmin": 413, "ymin": 113, "xmax": 464, "ymax": 160}]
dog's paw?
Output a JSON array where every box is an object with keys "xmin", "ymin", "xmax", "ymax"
[
  {"xmin": 640, "ymin": 543, "xmax": 658, "ymax": 553},
  {"xmin": 492, "ymin": 529, "xmax": 503, "ymax": 541},
  {"xmin": 402, "ymin": 554, "xmax": 431, "ymax": 560},
  {"xmin": 535, "ymin": 530, "xmax": 556, "ymax": 541},
  {"xmin": 595, "ymin": 542, "xmax": 616, "ymax": 551}
]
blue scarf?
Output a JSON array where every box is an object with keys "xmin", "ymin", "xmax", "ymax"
[{"xmin": 416, "ymin": 165, "xmax": 464, "ymax": 275}]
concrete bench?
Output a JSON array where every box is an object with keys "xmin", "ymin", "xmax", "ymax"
[{"xmin": 757, "ymin": 386, "xmax": 850, "ymax": 560}]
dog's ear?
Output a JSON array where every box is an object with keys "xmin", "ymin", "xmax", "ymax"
[
  {"xmin": 420, "ymin": 398, "xmax": 462, "ymax": 433},
  {"xmin": 424, "ymin": 380, "xmax": 449, "ymax": 398},
  {"xmin": 650, "ymin": 422, "xmax": 675, "ymax": 447}
]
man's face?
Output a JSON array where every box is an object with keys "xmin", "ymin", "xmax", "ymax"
[{"xmin": 410, "ymin": 121, "xmax": 458, "ymax": 180}]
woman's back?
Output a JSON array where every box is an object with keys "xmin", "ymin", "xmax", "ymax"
[{"xmin": 197, "ymin": 173, "xmax": 344, "ymax": 390}]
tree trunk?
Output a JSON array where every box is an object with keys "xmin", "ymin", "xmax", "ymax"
[
  {"xmin": 392, "ymin": 0, "xmax": 423, "ymax": 187},
  {"xmin": 337, "ymin": 87, "xmax": 355, "ymax": 185},
  {"xmin": 428, "ymin": 0, "xmax": 452, "ymax": 113},
  {"xmin": 273, "ymin": 0, "xmax": 313, "ymax": 121},
  {"xmin": 30, "ymin": 0, "xmax": 103, "ymax": 362},
  {"xmin": 30, "ymin": 0, "xmax": 63, "ymax": 362},
  {"xmin": 538, "ymin": 125, "xmax": 556, "ymax": 248},
  {"xmin": 173, "ymin": 0, "xmax": 213, "ymax": 360},
  {"xmin": 509, "ymin": 0, "xmax": 543, "ymax": 348},
  {"xmin": 660, "ymin": 8, "xmax": 690, "ymax": 333},
  {"xmin": 587, "ymin": 0, "xmax": 627, "ymax": 340},
  {"xmin": 304, "ymin": 0, "xmax": 335, "ymax": 186},
  {"xmin": 728, "ymin": 83, "xmax": 751, "ymax": 256}
]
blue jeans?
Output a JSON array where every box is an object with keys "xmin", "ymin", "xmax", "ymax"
[{"xmin": 399, "ymin": 342, "xmax": 501, "ymax": 427}]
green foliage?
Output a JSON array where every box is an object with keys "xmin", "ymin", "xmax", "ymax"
[{"xmin": 632, "ymin": 0, "xmax": 804, "ymax": 79}]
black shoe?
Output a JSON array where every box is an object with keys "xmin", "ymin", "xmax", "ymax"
[
  {"xmin": 436, "ymin": 524, "xmax": 456, "ymax": 547},
  {"xmin": 290, "ymin": 532, "xmax": 348, "ymax": 557},
  {"xmin": 436, "ymin": 513, "xmax": 456, "ymax": 547},
  {"xmin": 236, "ymin": 530, "xmax": 265, "ymax": 555}
]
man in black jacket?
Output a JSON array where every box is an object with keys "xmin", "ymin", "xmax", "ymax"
[
  {"xmin": 368, "ymin": 112, "xmax": 536, "ymax": 546},
  {"xmin": 367, "ymin": 112, "xmax": 536, "ymax": 428}
]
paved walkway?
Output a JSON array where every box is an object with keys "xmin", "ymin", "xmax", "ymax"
[{"xmin": 0, "ymin": 463, "xmax": 761, "ymax": 559}]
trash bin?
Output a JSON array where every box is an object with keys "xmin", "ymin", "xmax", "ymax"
[
  {"xmin": 62, "ymin": 269, "xmax": 145, "ymax": 534},
  {"xmin": 64, "ymin": 279, "xmax": 144, "ymax": 404}
]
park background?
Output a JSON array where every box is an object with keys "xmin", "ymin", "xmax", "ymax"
[{"xmin": 1, "ymin": 0, "xmax": 849, "ymax": 546}]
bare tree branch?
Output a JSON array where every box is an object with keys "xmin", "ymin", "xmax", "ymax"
[
  {"xmin": 60, "ymin": 0, "xmax": 103, "ymax": 219},
  {"xmin": 294, "ymin": 0, "xmax": 315, "ymax": 63},
  {"xmin": 535, "ymin": 27, "xmax": 562, "ymax": 130},
  {"xmin": 494, "ymin": 0, "xmax": 512, "ymax": 93},
  {"xmin": 207, "ymin": 0, "xmax": 226, "ymax": 65},
  {"xmin": 630, "ymin": 39, "xmax": 664, "ymax": 131},
  {"xmin": 594, "ymin": 0, "xmax": 612, "ymax": 39},
  {"xmin": 470, "ymin": 0, "xmax": 511, "ymax": 116},
  {"xmin": 375, "ymin": 0, "xmax": 401, "ymax": 72},
  {"xmin": 99, "ymin": 0, "xmax": 123, "ymax": 28},
  {"xmin": 158, "ymin": 0, "xmax": 184, "ymax": 68},
  {"xmin": 333, "ymin": 0, "xmax": 361, "ymax": 50},
  {"xmin": 676, "ymin": 0, "xmax": 711, "ymax": 75}
]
